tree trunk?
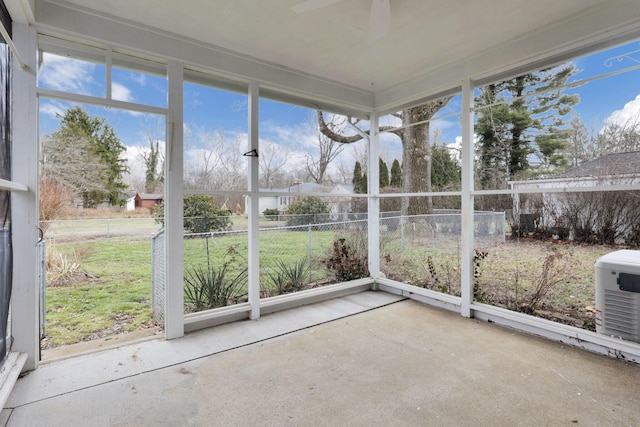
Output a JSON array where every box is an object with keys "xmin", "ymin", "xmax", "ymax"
[
  {"xmin": 398, "ymin": 101, "xmax": 450, "ymax": 215},
  {"xmin": 401, "ymin": 111, "xmax": 431, "ymax": 215}
]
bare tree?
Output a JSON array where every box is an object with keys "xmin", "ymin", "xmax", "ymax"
[
  {"xmin": 140, "ymin": 134, "xmax": 164, "ymax": 193},
  {"xmin": 335, "ymin": 162, "xmax": 353, "ymax": 185},
  {"xmin": 183, "ymin": 132, "xmax": 247, "ymax": 209},
  {"xmin": 351, "ymin": 142, "xmax": 368, "ymax": 171},
  {"xmin": 597, "ymin": 113, "xmax": 640, "ymax": 156},
  {"xmin": 568, "ymin": 114, "xmax": 591, "ymax": 167},
  {"xmin": 568, "ymin": 112, "xmax": 640, "ymax": 166},
  {"xmin": 40, "ymin": 133, "xmax": 111, "ymax": 200},
  {"xmin": 259, "ymin": 141, "xmax": 288, "ymax": 188},
  {"xmin": 305, "ymin": 130, "xmax": 345, "ymax": 184},
  {"xmin": 217, "ymin": 134, "xmax": 247, "ymax": 192}
]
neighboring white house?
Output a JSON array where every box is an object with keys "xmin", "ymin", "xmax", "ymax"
[
  {"xmin": 251, "ymin": 182, "xmax": 354, "ymax": 216},
  {"xmin": 509, "ymin": 152, "xmax": 640, "ymax": 236}
]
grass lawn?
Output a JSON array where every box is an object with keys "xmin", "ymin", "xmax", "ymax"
[
  {"xmin": 44, "ymin": 240, "xmax": 156, "ymax": 348},
  {"xmin": 477, "ymin": 240, "xmax": 610, "ymax": 329},
  {"xmin": 381, "ymin": 233, "xmax": 613, "ymax": 330},
  {"xmin": 184, "ymin": 228, "xmax": 353, "ymax": 284},
  {"xmin": 44, "ymin": 226, "xmax": 354, "ymax": 347}
]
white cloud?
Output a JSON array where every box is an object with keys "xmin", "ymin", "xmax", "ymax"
[
  {"xmin": 450, "ymin": 134, "xmax": 480, "ymax": 161},
  {"xmin": 129, "ymin": 73, "xmax": 147, "ymax": 86},
  {"xmin": 261, "ymin": 121, "xmax": 317, "ymax": 149},
  {"xmin": 112, "ymin": 82, "xmax": 134, "ymax": 103},
  {"xmin": 604, "ymin": 94, "xmax": 640, "ymax": 128},
  {"xmin": 123, "ymin": 145, "xmax": 146, "ymax": 183},
  {"xmin": 39, "ymin": 100, "xmax": 66, "ymax": 119},
  {"xmin": 431, "ymin": 118, "xmax": 458, "ymax": 134},
  {"xmin": 112, "ymin": 82, "xmax": 146, "ymax": 116},
  {"xmin": 39, "ymin": 53, "xmax": 96, "ymax": 94}
]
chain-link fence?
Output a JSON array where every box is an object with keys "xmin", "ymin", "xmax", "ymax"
[
  {"xmin": 180, "ymin": 220, "xmax": 368, "ymax": 289},
  {"xmin": 40, "ymin": 217, "xmax": 159, "ymax": 242},
  {"xmin": 62, "ymin": 210, "xmax": 505, "ymax": 321},
  {"xmin": 379, "ymin": 211, "xmax": 505, "ymax": 295},
  {"xmin": 178, "ymin": 210, "xmax": 504, "ymax": 300},
  {"xmin": 259, "ymin": 219, "xmax": 369, "ymax": 286},
  {"xmin": 37, "ymin": 240, "xmax": 46, "ymax": 340},
  {"xmin": 151, "ymin": 229, "xmax": 165, "ymax": 325}
]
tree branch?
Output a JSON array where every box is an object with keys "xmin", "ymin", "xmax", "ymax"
[
  {"xmin": 317, "ymin": 111, "xmax": 403, "ymax": 142},
  {"xmin": 317, "ymin": 111, "xmax": 364, "ymax": 144}
]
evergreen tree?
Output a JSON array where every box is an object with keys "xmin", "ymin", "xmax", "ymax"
[
  {"xmin": 379, "ymin": 158, "xmax": 389, "ymax": 188},
  {"xmin": 431, "ymin": 145, "xmax": 460, "ymax": 190},
  {"xmin": 361, "ymin": 172, "xmax": 368, "ymax": 194},
  {"xmin": 352, "ymin": 161, "xmax": 364, "ymax": 193},
  {"xmin": 390, "ymin": 159, "xmax": 402, "ymax": 188},
  {"xmin": 475, "ymin": 65, "xmax": 579, "ymax": 188}
]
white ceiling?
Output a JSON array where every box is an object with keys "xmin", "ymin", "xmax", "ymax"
[
  {"xmin": 7, "ymin": 0, "xmax": 640, "ymax": 113},
  {"xmin": 37, "ymin": 0, "xmax": 613, "ymax": 91}
]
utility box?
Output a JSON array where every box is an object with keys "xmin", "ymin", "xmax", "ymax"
[{"xmin": 595, "ymin": 250, "xmax": 640, "ymax": 342}]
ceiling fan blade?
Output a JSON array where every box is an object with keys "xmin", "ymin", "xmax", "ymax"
[
  {"xmin": 292, "ymin": 0, "xmax": 343, "ymax": 14},
  {"xmin": 370, "ymin": 0, "xmax": 390, "ymax": 40}
]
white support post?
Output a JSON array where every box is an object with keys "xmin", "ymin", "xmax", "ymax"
[
  {"xmin": 367, "ymin": 112, "xmax": 380, "ymax": 281},
  {"xmin": 11, "ymin": 23, "xmax": 39, "ymax": 371},
  {"xmin": 247, "ymin": 81, "xmax": 260, "ymax": 320},
  {"xmin": 164, "ymin": 61, "xmax": 184, "ymax": 339},
  {"xmin": 460, "ymin": 78, "xmax": 475, "ymax": 318}
]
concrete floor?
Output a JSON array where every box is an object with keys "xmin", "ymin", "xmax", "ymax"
[{"xmin": 3, "ymin": 291, "xmax": 640, "ymax": 426}]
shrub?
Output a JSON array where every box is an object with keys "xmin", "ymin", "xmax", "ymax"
[
  {"xmin": 539, "ymin": 187, "xmax": 640, "ymax": 245},
  {"xmin": 265, "ymin": 258, "xmax": 309, "ymax": 294},
  {"xmin": 184, "ymin": 238, "xmax": 247, "ymax": 312},
  {"xmin": 322, "ymin": 237, "xmax": 369, "ymax": 282},
  {"xmin": 46, "ymin": 242, "xmax": 82, "ymax": 287},
  {"xmin": 184, "ymin": 264, "xmax": 247, "ymax": 311},
  {"xmin": 39, "ymin": 179, "xmax": 74, "ymax": 231},
  {"xmin": 153, "ymin": 194, "xmax": 232, "ymax": 233},
  {"xmin": 513, "ymin": 247, "xmax": 572, "ymax": 314},
  {"xmin": 473, "ymin": 249, "xmax": 489, "ymax": 303},
  {"xmin": 285, "ymin": 196, "xmax": 330, "ymax": 227},
  {"xmin": 263, "ymin": 208, "xmax": 280, "ymax": 221}
]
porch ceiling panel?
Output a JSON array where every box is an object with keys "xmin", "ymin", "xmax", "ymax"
[{"xmin": 17, "ymin": 0, "xmax": 640, "ymax": 113}]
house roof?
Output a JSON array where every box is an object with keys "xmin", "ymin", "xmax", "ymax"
[
  {"xmin": 12, "ymin": 0, "xmax": 638, "ymax": 116},
  {"xmin": 136, "ymin": 193, "xmax": 164, "ymax": 201},
  {"xmin": 553, "ymin": 152, "xmax": 640, "ymax": 179},
  {"xmin": 259, "ymin": 183, "xmax": 354, "ymax": 194},
  {"xmin": 288, "ymin": 182, "xmax": 327, "ymax": 193},
  {"xmin": 332, "ymin": 184, "xmax": 354, "ymax": 193}
]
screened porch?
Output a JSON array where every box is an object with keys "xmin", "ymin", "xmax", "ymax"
[{"xmin": 1, "ymin": 2, "xmax": 640, "ymax": 418}]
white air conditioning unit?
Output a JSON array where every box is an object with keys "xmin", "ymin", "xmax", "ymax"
[{"xmin": 595, "ymin": 250, "xmax": 640, "ymax": 343}]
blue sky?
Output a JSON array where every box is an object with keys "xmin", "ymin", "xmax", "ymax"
[{"xmin": 37, "ymin": 39, "xmax": 640, "ymax": 186}]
